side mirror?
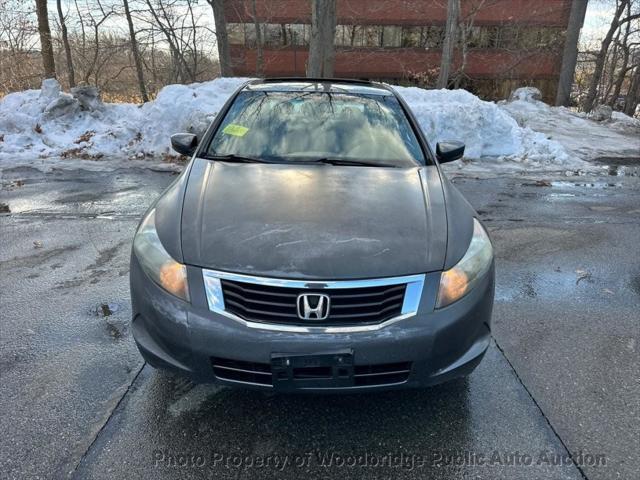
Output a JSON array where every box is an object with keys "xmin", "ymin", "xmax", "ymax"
[
  {"xmin": 436, "ymin": 141, "xmax": 465, "ymax": 163},
  {"xmin": 171, "ymin": 133, "xmax": 198, "ymax": 156}
]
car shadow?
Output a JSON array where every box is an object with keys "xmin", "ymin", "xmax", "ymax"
[{"xmin": 142, "ymin": 369, "xmax": 473, "ymax": 475}]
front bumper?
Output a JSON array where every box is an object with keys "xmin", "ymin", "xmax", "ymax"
[{"xmin": 130, "ymin": 255, "xmax": 494, "ymax": 392}]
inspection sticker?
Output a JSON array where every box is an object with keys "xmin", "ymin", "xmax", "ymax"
[{"xmin": 222, "ymin": 124, "xmax": 249, "ymax": 137}]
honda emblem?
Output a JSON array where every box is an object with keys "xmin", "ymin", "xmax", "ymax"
[{"xmin": 297, "ymin": 293, "xmax": 330, "ymax": 320}]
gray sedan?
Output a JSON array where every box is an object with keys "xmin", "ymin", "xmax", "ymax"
[{"xmin": 130, "ymin": 78, "xmax": 495, "ymax": 392}]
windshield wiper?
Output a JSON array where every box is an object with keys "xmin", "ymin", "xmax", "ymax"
[
  {"xmin": 200, "ymin": 154, "xmax": 274, "ymax": 164},
  {"xmin": 310, "ymin": 158, "xmax": 397, "ymax": 168},
  {"xmin": 201, "ymin": 154, "xmax": 397, "ymax": 167}
]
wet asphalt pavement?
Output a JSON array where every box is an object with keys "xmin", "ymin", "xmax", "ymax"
[{"xmin": 0, "ymin": 163, "xmax": 638, "ymax": 480}]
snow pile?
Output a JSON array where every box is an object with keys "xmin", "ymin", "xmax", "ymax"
[
  {"xmin": 134, "ymin": 78, "xmax": 250, "ymax": 155},
  {"xmin": 501, "ymin": 87, "xmax": 640, "ymax": 162},
  {"xmin": 0, "ymin": 77, "xmax": 249, "ymax": 165},
  {"xmin": 0, "ymin": 79, "xmax": 636, "ymax": 173},
  {"xmin": 395, "ymin": 87, "xmax": 524, "ymax": 158},
  {"xmin": 394, "ymin": 86, "xmax": 578, "ymax": 169}
]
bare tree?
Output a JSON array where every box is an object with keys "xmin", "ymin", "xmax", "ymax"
[
  {"xmin": 307, "ymin": 0, "xmax": 337, "ymax": 77},
  {"xmin": 1, "ymin": 0, "xmax": 219, "ymax": 98},
  {"xmin": 144, "ymin": 0, "xmax": 193, "ymax": 82},
  {"xmin": 607, "ymin": 29, "xmax": 634, "ymax": 105},
  {"xmin": 73, "ymin": 0, "xmax": 87, "ymax": 61},
  {"xmin": 603, "ymin": 2, "xmax": 633, "ymax": 105},
  {"xmin": 35, "ymin": 0, "xmax": 57, "ymax": 78},
  {"xmin": 452, "ymin": 0, "xmax": 501, "ymax": 89},
  {"xmin": 123, "ymin": 0, "xmax": 149, "ymax": 101},
  {"xmin": 583, "ymin": 0, "xmax": 640, "ymax": 111},
  {"xmin": 556, "ymin": 0, "xmax": 588, "ymax": 106},
  {"xmin": 206, "ymin": 0, "xmax": 232, "ymax": 76},
  {"xmin": 141, "ymin": 0, "xmax": 215, "ymax": 84},
  {"xmin": 0, "ymin": 1, "xmax": 40, "ymax": 92},
  {"xmin": 79, "ymin": 1, "xmax": 117, "ymax": 85},
  {"xmin": 56, "ymin": 0, "xmax": 75, "ymax": 87}
]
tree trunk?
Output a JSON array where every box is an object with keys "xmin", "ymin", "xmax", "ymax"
[
  {"xmin": 602, "ymin": 33, "xmax": 622, "ymax": 104},
  {"xmin": 307, "ymin": 0, "xmax": 337, "ymax": 77},
  {"xmin": 208, "ymin": 0, "xmax": 232, "ymax": 76},
  {"xmin": 320, "ymin": 0, "xmax": 337, "ymax": 76},
  {"xmin": 35, "ymin": 0, "xmax": 56, "ymax": 79},
  {"xmin": 453, "ymin": 18, "xmax": 469, "ymax": 89},
  {"xmin": 437, "ymin": 0, "xmax": 459, "ymax": 89},
  {"xmin": 555, "ymin": 0, "xmax": 588, "ymax": 106},
  {"xmin": 187, "ymin": 0, "xmax": 200, "ymax": 80},
  {"xmin": 150, "ymin": 30, "xmax": 158, "ymax": 85},
  {"xmin": 609, "ymin": 48, "xmax": 630, "ymax": 107},
  {"xmin": 608, "ymin": 3, "xmax": 632, "ymax": 107},
  {"xmin": 56, "ymin": 0, "xmax": 75, "ymax": 87},
  {"xmin": 251, "ymin": 0, "xmax": 264, "ymax": 76},
  {"xmin": 583, "ymin": 0, "xmax": 628, "ymax": 112},
  {"xmin": 623, "ymin": 66, "xmax": 640, "ymax": 117},
  {"xmin": 123, "ymin": 0, "xmax": 149, "ymax": 102}
]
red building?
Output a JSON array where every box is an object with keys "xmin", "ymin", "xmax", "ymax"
[{"xmin": 224, "ymin": 0, "xmax": 572, "ymax": 102}]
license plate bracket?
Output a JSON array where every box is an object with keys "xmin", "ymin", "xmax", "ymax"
[{"xmin": 271, "ymin": 350, "xmax": 354, "ymax": 390}]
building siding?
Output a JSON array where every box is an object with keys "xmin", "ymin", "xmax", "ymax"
[{"xmin": 224, "ymin": 0, "xmax": 572, "ymax": 102}]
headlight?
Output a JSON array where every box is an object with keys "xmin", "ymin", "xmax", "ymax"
[
  {"xmin": 133, "ymin": 209, "xmax": 189, "ymax": 301},
  {"xmin": 436, "ymin": 218, "xmax": 492, "ymax": 308}
]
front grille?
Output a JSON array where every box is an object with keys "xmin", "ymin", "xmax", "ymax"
[
  {"xmin": 211, "ymin": 357, "xmax": 412, "ymax": 388},
  {"xmin": 221, "ymin": 280, "xmax": 406, "ymax": 326}
]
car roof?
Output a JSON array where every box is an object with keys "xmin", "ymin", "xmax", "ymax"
[{"xmin": 244, "ymin": 78, "xmax": 394, "ymax": 96}]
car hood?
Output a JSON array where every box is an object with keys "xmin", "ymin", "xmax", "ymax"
[{"xmin": 180, "ymin": 159, "xmax": 447, "ymax": 279}]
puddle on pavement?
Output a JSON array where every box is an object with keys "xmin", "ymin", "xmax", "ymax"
[
  {"xmin": 593, "ymin": 157, "xmax": 640, "ymax": 177},
  {"xmin": 594, "ymin": 156, "xmax": 640, "ymax": 165},
  {"xmin": 496, "ymin": 268, "xmax": 597, "ymax": 303},
  {"xmin": 606, "ymin": 165, "xmax": 640, "ymax": 177},
  {"xmin": 547, "ymin": 193, "xmax": 577, "ymax": 198},
  {"xmin": 550, "ymin": 181, "xmax": 623, "ymax": 189}
]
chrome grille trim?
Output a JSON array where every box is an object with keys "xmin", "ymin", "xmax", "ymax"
[
  {"xmin": 202, "ymin": 269, "xmax": 425, "ymax": 333},
  {"xmin": 211, "ymin": 356, "xmax": 412, "ymax": 388}
]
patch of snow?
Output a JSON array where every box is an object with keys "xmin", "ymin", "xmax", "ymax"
[
  {"xmin": 588, "ymin": 105, "xmax": 613, "ymax": 122},
  {"xmin": 40, "ymin": 78, "xmax": 61, "ymax": 102},
  {"xmin": 71, "ymin": 86, "xmax": 104, "ymax": 111},
  {"xmin": 611, "ymin": 111, "xmax": 640, "ymax": 127},
  {"xmin": 501, "ymin": 92, "xmax": 640, "ymax": 162},
  {"xmin": 508, "ymin": 86, "xmax": 543, "ymax": 103}
]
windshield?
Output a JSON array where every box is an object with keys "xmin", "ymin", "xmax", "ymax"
[{"xmin": 204, "ymin": 90, "xmax": 425, "ymax": 167}]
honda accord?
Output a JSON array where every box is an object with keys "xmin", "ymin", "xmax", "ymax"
[{"xmin": 130, "ymin": 78, "xmax": 495, "ymax": 392}]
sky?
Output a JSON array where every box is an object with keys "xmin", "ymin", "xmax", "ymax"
[{"xmin": 583, "ymin": 1, "xmax": 617, "ymax": 46}]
